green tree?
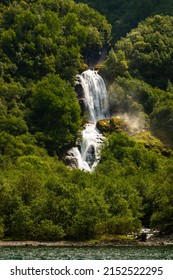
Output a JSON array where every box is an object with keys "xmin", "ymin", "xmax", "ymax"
[
  {"xmin": 101, "ymin": 49, "xmax": 128, "ymax": 82},
  {"xmin": 150, "ymin": 165, "xmax": 173, "ymax": 233},
  {"xmin": 151, "ymin": 103, "xmax": 173, "ymax": 140},
  {"xmin": 36, "ymin": 219, "xmax": 65, "ymax": 241},
  {"xmin": 115, "ymin": 15, "xmax": 173, "ymax": 88},
  {"xmin": 30, "ymin": 74, "xmax": 81, "ymax": 154},
  {"xmin": 10, "ymin": 205, "xmax": 35, "ymax": 240},
  {"xmin": 75, "ymin": 0, "xmax": 173, "ymax": 41},
  {"xmin": 68, "ymin": 187, "xmax": 109, "ymax": 240},
  {"xmin": 0, "ymin": 218, "xmax": 5, "ymax": 239}
]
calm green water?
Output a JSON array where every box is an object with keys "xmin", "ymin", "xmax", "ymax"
[{"xmin": 0, "ymin": 246, "xmax": 173, "ymax": 260}]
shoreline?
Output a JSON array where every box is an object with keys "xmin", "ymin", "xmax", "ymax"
[{"xmin": 1, "ymin": 236, "xmax": 173, "ymax": 247}]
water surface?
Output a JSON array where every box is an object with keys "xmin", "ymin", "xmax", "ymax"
[{"xmin": 0, "ymin": 246, "xmax": 173, "ymax": 260}]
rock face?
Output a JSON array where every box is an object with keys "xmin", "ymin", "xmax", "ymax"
[
  {"xmin": 75, "ymin": 77, "xmax": 87, "ymax": 115},
  {"xmin": 96, "ymin": 117, "xmax": 131, "ymax": 135},
  {"xmin": 86, "ymin": 145, "xmax": 95, "ymax": 168},
  {"xmin": 64, "ymin": 150, "xmax": 79, "ymax": 169}
]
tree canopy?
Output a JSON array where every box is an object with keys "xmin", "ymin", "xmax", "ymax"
[{"xmin": 74, "ymin": 0, "xmax": 173, "ymax": 41}]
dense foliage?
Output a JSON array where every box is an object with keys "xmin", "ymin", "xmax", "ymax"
[
  {"xmin": 0, "ymin": 0, "xmax": 111, "ymax": 240},
  {"xmin": 115, "ymin": 15, "xmax": 173, "ymax": 88},
  {"xmin": 0, "ymin": 0, "xmax": 173, "ymax": 241},
  {"xmin": 102, "ymin": 15, "xmax": 173, "ymax": 142},
  {"xmin": 1, "ymin": 130, "xmax": 173, "ymax": 241},
  {"xmin": 99, "ymin": 13, "xmax": 173, "ymax": 235},
  {"xmin": 0, "ymin": 0, "xmax": 111, "ymax": 156},
  {"xmin": 30, "ymin": 74, "xmax": 82, "ymax": 154},
  {"xmin": 0, "ymin": 0, "xmax": 111, "ymax": 84},
  {"xmin": 74, "ymin": 0, "xmax": 173, "ymax": 41}
]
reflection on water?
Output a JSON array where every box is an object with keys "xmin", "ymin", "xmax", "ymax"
[{"xmin": 0, "ymin": 246, "xmax": 173, "ymax": 260}]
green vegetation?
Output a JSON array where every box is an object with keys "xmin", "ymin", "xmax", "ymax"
[
  {"xmin": 115, "ymin": 15, "xmax": 173, "ymax": 88},
  {"xmin": 74, "ymin": 0, "xmax": 173, "ymax": 41},
  {"xmin": 0, "ymin": 0, "xmax": 111, "ymax": 156},
  {"xmin": 30, "ymin": 74, "xmax": 81, "ymax": 155},
  {"xmin": 0, "ymin": 0, "xmax": 111, "ymax": 83},
  {"xmin": 99, "ymin": 13, "xmax": 173, "ymax": 235},
  {"xmin": 102, "ymin": 15, "xmax": 173, "ymax": 142},
  {"xmin": 0, "ymin": 0, "xmax": 173, "ymax": 241}
]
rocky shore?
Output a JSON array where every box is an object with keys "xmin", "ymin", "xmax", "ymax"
[{"xmin": 0, "ymin": 235, "xmax": 173, "ymax": 247}]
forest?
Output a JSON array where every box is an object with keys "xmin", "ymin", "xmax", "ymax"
[{"xmin": 0, "ymin": 0, "xmax": 173, "ymax": 241}]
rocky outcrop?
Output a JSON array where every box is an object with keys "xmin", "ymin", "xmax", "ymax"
[
  {"xmin": 86, "ymin": 145, "xmax": 95, "ymax": 168},
  {"xmin": 96, "ymin": 119, "xmax": 110, "ymax": 133},
  {"xmin": 64, "ymin": 150, "xmax": 79, "ymax": 169},
  {"xmin": 75, "ymin": 76, "xmax": 87, "ymax": 115},
  {"xmin": 96, "ymin": 117, "xmax": 131, "ymax": 135}
]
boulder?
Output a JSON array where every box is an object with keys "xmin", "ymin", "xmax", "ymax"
[
  {"xmin": 96, "ymin": 119, "xmax": 110, "ymax": 134},
  {"xmin": 96, "ymin": 117, "xmax": 131, "ymax": 135},
  {"xmin": 137, "ymin": 232, "xmax": 147, "ymax": 242},
  {"xmin": 110, "ymin": 117, "xmax": 130, "ymax": 133}
]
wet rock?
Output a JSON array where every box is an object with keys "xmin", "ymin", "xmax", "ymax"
[
  {"xmin": 96, "ymin": 119, "xmax": 110, "ymax": 133},
  {"xmin": 79, "ymin": 98, "xmax": 87, "ymax": 114},
  {"xmin": 138, "ymin": 232, "xmax": 147, "ymax": 242},
  {"xmin": 64, "ymin": 151, "xmax": 78, "ymax": 169},
  {"xmin": 75, "ymin": 82, "xmax": 85, "ymax": 99},
  {"xmin": 75, "ymin": 80, "xmax": 87, "ymax": 115},
  {"xmin": 86, "ymin": 145, "xmax": 95, "ymax": 168}
]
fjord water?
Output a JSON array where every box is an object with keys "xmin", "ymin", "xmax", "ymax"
[
  {"xmin": 70, "ymin": 69, "xmax": 109, "ymax": 171},
  {"xmin": 0, "ymin": 246, "xmax": 173, "ymax": 260}
]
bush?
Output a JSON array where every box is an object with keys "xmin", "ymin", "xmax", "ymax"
[
  {"xmin": 0, "ymin": 218, "xmax": 5, "ymax": 240},
  {"xmin": 36, "ymin": 220, "xmax": 65, "ymax": 241}
]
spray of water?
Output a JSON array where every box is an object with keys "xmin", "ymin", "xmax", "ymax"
[
  {"xmin": 70, "ymin": 70, "xmax": 109, "ymax": 171},
  {"xmin": 116, "ymin": 113, "xmax": 146, "ymax": 133}
]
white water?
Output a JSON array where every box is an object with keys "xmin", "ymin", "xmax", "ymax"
[
  {"xmin": 78, "ymin": 70, "xmax": 109, "ymax": 123},
  {"xmin": 70, "ymin": 70, "xmax": 109, "ymax": 171}
]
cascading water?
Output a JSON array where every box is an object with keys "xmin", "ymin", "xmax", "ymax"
[{"xmin": 70, "ymin": 69, "xmax": 109, "ymax": 171}]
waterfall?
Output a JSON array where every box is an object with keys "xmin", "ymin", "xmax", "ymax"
[
  {"xmin": 69, "ymin": 69, "xmax": 109, "ymax": 171},
  {"xmin": 78, "ymin": 70, "xmax": 109, "ymax": 122}
]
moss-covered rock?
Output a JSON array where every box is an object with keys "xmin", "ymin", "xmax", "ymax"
[
  {"xmin": 96, "ymin": 117, "xmax": 131, "ymax": 135},
  {"xmin": 110, "ymin": 117, "xmax": 130, "ymax": 133},
  {"xmin": 80, "ymin": 63, "xmax": 89, "ymax": 72},
  {"xmin": 96, "ymin": 119, "xmax": 110, "ymax": 133},
  {"xmin": 94, "ymin": 64, "xmax": 102, "ymax": 71},
  {"xmin": 133, "ymin": 131, "xmax": 171, "ymax": 156}
]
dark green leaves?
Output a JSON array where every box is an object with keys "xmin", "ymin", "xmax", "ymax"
[{"xmin": 30, "ymin": 74, "xmax": 81, "ymax": 154}]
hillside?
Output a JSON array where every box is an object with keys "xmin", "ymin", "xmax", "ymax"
[
  {"xmin": 74, "ymin": 0, "xmax": 173, "ymax": 41},
  {"xmin": 0, "ymin": 0, "xmax": 173, "ymax": 241}
]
